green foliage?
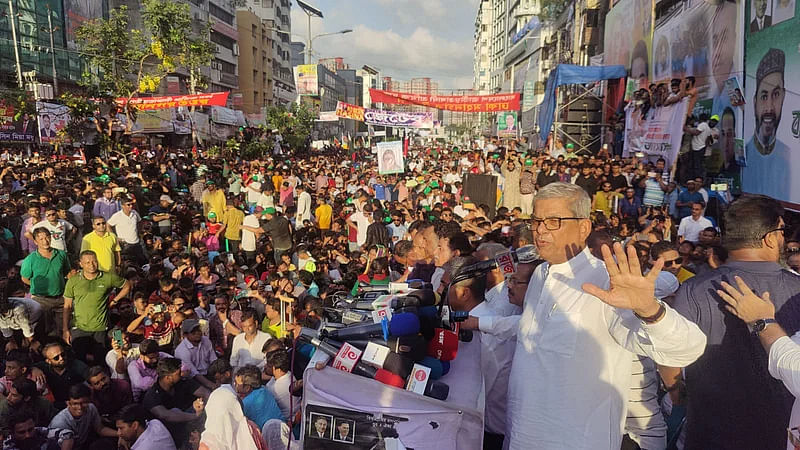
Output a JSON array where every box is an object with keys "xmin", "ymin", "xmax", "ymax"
[
  {"xmin": 0, "ymin": 88, "xmax": 36, "ymax": 121},
  {"xmin": 265, "ymin": 103, "xmax": 316, "ymax": 152},
  {"xmin": 241, "ymin": 141, "xmax": 271, "ymax": 159}
]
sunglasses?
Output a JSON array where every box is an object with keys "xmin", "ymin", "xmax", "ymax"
[
  {"xmin": 663, "ymin": 257, "xmax": 683, "ymax": 267},
  {"xmin": 50, "ymin": 352, "xmax": 65, "ymax": 361},
  {"xmin": 94, "ymin": 222, "xmax": 106, "ymax": 226}
]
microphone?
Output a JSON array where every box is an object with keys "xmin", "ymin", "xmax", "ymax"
[
  {"xmin": 424, "ymin": 380, "xmax": 449, "ymax": 401},
  {"xmin": 418, "ymin": 356, "xmax": 444, "ymax": 380},
  {"xmin": 360, "ymin": 342, "xmax": 415, "ymax": 378},
  {"xmin": 440, "ymin": 360, "xmax": 450, "ymax": 376},
  {"xmin": 348, "ymin": 334, "xmax": 428, "ymax": 362},
  {"xmin": 324, "ymin": 312, "xmax": 420, "ymax": 341},
  {"xmin": 427, "ymin": 328, "xmax": 459, "ymax": 361},
  {"xmin": 457, "ymin": 245, "xmax": 541, "ymax": 278},
  {"xmin": 300, "ymin": 335, "xmax": 405, "ymax": 388},
  {"xmin": 354, "ymin": 289, "xmax": 436, "ymax": 310}
]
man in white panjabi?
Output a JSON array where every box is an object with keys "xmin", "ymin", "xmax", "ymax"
[{"xmin": 505, "ymin": 182, "xmax": 706, "ymax": 450}]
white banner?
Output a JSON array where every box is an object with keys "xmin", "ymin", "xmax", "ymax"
[
  {"xmin": 640, "ymin": 98, "xmax": 689, "ymax": 165},
  {"xmin": 317, "ymin": 111, "xmax": 339, "ymax": 122}
]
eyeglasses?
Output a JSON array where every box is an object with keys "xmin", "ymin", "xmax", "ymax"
[
  {"xmin": 50, "ymin": 352, "xmax": 65, "ymax": 361},
  {"xmin": 45, "ymin": 212, "xmax": 56, "ymax": 217},
  {"xmin": 663, "ymin": 257, "xmax": 683, "ymax": 267},
  {"xmin": 94, "ymin": 222, "xmax": 106, "ymax": 226},
  {"xmin": 531, "ymin": 216, "xmax": 585, "ymax": 231},
  {"xmin": 761, "ymin": 227, "xmax": 786, "ymax": 241}
]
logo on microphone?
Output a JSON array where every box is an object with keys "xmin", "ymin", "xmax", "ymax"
[
  {"xmin": 414, "ymin": 369, "xmax": 427, "ymax": 382},
  {"xmin": 332, "ymin": 343, "xmax": 363, "ymax": 373}
]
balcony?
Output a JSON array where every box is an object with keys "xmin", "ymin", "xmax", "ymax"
[{"xmin": 221, "ymin": 72, "xmax": 238, "ymax": 86}]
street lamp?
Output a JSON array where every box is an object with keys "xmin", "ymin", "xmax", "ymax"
[{"xmin": 266, "ymin": 27, "xmax": 352, "ymax": 63}]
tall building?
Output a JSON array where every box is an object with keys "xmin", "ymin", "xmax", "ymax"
[
  {"xmin": 290, "ymin": 42, "xmax": 305, "ymax": 67},
  {"xmin": 489, "ymin": 0, "xmax": 508, "ymax": 92},
  {"xmin": 381, "ymin": 76, "xmax": 438, "ymax": 114},
  {"xmin": 238, "ymin": 0, "xmax": 295, "ymax": 106},
  {"xmin": 319, "ymin": 57, "xmax": 347, "ymax": 73},
  {"xmin": 356, "ymin": 65, "xmax": 381, "ymax": 108},
  {"xmin": 234, "ymin": 9, "xmax": 274, "ymax": 114},
  {"xmin": 206, "ymin": 0, "xmax": 240, "ymax": 94},
  {"xmin": 473, "ymin": 0, "xmax": 492, "ymax": 94}
]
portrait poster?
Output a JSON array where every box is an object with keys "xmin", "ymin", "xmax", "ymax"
[
  {"xmin": 742, "ymin": 0, "xmax": 800, "ymax": 204},
  {"xmin": 496, "ymin": 111, "xmax": 518, "ymax": 138},
  {"xmin": 376, "ymin": 140, "xmax": 404, "ymax": 175}
]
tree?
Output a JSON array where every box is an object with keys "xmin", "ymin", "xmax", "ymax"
[
  {"xmin": 74, "ymin": 0, "xmax": 214, "ymax": 149},
  {"xmin": 265, "ymin": 103, "xmax": 316, "ymax": 152}
]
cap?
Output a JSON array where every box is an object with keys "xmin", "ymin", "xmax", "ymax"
[
  {"xmin": 566, "ymin": 143, "xmax": 574, "ymax": 149},
  {"xmin": 262, "ymin": 207, "xmax": 276, "ymax": 215},
  {"xmin": 159, "ymin": 195, "xmax": 173, "ymax": 204},
  {"xmin": 524, "ymin": 159, "xmax": 534, "ymax": 166},
  {"xmin": 756, "ymin": 48, "xmax": 785, "ymax": 88},
  {"xmin": 709, "ymin": 114, "xmax": 720, "ymax": 122},
  {"xmin": 181, "ymin": 319, "xmax": 201, "ymax": 333},
  {"xmin": 206, "ymin": 180, "xmax": 216, "ymax": 185},
  {"xmin": 207, "ymin": 212, "xmax": 217, "ymax": 219}
]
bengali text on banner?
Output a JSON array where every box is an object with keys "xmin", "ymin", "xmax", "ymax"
[
  {"xmin": 369, "ymin": 89, "xmax": 520, "ymax": 112},
  {"xmin": 364, "ymin": 109, "xmax": 434, "ymax": 128},
  {"xmin": 116, "ymin": 92, "xmax": 230, "ymax": 111}
]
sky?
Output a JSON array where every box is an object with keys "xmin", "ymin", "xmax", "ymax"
[{"xmin": 290, "ymin": 0, "xmax": 481, "ymax": 91}]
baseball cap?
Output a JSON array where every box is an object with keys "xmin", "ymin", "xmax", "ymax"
[
  {"xmin": 262, "ymin": 207, "xmax": 277, "ymax": 215},
  {"xmin": 181, "ymin": 319, "xmax": 201, "ymax": 333},
  {"xmin": 710, "ymin": 114, "xmax": 720, "ymax": 122},
  {"xmin": 159, "ymin": 195, "xmax": 173, "ymax": 203},
  {"xmin": 207, "ymin": 212, "xmax": 217, "ymax": 219},
  {"xmin": 206, "ymin": 180, "xmax": 216, "ymax": 185}
]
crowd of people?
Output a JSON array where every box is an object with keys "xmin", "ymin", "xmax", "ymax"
[{"xmin": 0, "ymin": 131, "xmax": 796, "ymax": 450}]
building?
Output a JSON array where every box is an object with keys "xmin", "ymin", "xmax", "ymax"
[
  {"xmin": 319, "ymin": 57, "xmax": 347, "ymax": 73},
  {"xmin": 313, "ymin": 63, "xmax": 345, "ymax": 139},
  {"xmin": 381, "ymin": 76, "xmax": 439, "ymax": 115},
  {"xmin": 234, "ymin": 9, "xmax": 274, "ymax": 114},
  {"xmin": 473, "ymin": 0, "xmax": 492, "ymax": 95},
  {"xmin": 207, "ymin": 0, "xmax": 240, "ymax": 94},
  {"xmin": 337, "ymin": 68, "xmax": 363, "ymax": 136},
  {"xmin": 238, "ymin": 0, "xmax": 295, "ymax": 106},
  {"xmin": 489, "ymin": 0, "xmax": 509, "ymax": 93},
  {"xmin": 290, "ymin": 41, "xmax": 305, "ymax": 67},
  {"xmin": 356, "ymin": 65, "xmax": 381, "ymax": 108}
]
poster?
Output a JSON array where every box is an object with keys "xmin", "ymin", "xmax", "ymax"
[
  {"xmin": 364, "ymin": 109, "xmax": 434, "ymax": 128},
  {"xmin": 742, "ymin": 0, "xmax": 799, "ymax": 204},
  {"xmin": 376, "ymin": 141, "xmax": 404, "ymax": 174},
  {"xmin": 317, "ymin": 111, "xmax": 339, "ymax": 122},
  {"xmin": 295, "ymin": 64, "xmax": 319, "ymax": 96},
  {"xmin": 369, "ymin": 89, "xmax": 520, "ymax": 112},
  {"xmin": 724, "ymin": 77, "xmax": 746, "ymax": 106},
  {"xmin": 36, "ymin": 102, "xmax": 70, "ymax": 144},
  {"xmin": 0, "ymin": 103, "xmax": 36, "ymax": 143},
  {"xmin": 335, "ymin": 101, "xmax": 365, "ymax": 122},
  {"xmin": 496, "ymin": 111, "xmax": 518, "ymax": 138},
  {"xmin": 604, "ymin": 0, "xmax": 653, "ymax": 84}
]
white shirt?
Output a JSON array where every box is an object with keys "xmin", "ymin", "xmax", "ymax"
[
  {"xmin": 691, "ymin": 122, "xmax": 713, "ymax": 151},
  {"xmin": 32, "ymin": 219, "xmax": 73, "ymax": 251},
  {"xmin": 267, "ymin": 372, "xmax": 300, "ymax": 421},
  {"xmin": 241, "ymin": 214, "xmax": 260, "ymax": 252},
  {"xmin": 296, "ymin": 191, "xmax": 312, "ymax": 226},
  {"xmin": 440, "ymin": 318, "xmax": 484, "ymax": 412},
  {"xmin": 473, "ymin": 301, "xmax": 514, "ymax": 436},
  {"xmin": 132, "ymin": 419, "xmax": 177, "ymax": 450},
  {"xmin": 506, "ymin": 248, "xmax": 706, "ymax": 450},
  {"xmin": 246, "ymin": 181, "xmax": 262, "ymax": 204},
  {"xmin": 230, "ymin": 331, "xmax": 271, "ymax": 369},
  {"xmin": 485, "ymin": 281, "xmax": 521, "ymax": 317},
  {"xmin": 768, "ymin": 333, "xmax": 800, "ymax": 450},
  {"xmin": 105, "ymin": 345, "xmax": 141, "ymax": 379},
  {"xmin": 350, "ymin": 211, "xmax": 370, "ymax": 247},
  {"xmin": 108, "ymin": 209, "xmax": 141, "ymax": 244},
  {"xmin": 677, "ymin": 215, "xmax": 713, "ymax": 243},
  {"xmin": 431, "ymin": 267, "xmax": 445, "ymax": 292}
]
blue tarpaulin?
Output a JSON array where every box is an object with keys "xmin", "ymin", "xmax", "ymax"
[{"xmin": 538, "ymin": 64, "xmax": 627, "ymax": 142}]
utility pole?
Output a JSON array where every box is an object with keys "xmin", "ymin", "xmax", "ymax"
[
  {"xmin": 7, "ymin": 0, "xmax": 22, "ymax": 88},
  {"xmin": 45, "ymin": 4, "xmax": 58, "ymax": 96},
  {"xmin": 305, "ymin": 13, "xmax": 312, "ymax": 64}
]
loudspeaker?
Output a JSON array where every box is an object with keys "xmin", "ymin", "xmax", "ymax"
[{"xmin": 463, "ymin": 174, "xmax": 498, "ymax": 219}]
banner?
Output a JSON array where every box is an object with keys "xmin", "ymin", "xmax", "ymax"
[
  {"xmin": 36, "ymin": 102, "xmax": 70, "ymax": 144},
  {"xmin": 604, "ymin": 0, "xmax": 653, "ymax": 84},
  {"xmin": 295, "ymin": 64, "xmax": 319, "ymax": 96},
  {"xmin": 0, "ymin": 103, "xmax": 36, "ymax": 143},
  {"xmin": 497, "ymin": 111, "xmax": 518, "ymax": 137},
  {"xmin": 303, "ymin": 368, "xmax": 483, "ymax": 450},
  {"xmin": 364, "ymin": 109, "xmax": 434, "ymax": 128},
  {"xmin": 376, "ymin": 141, "xmax": 404, "ymax": 174},
  {"xmin": 369, "ymin": 89, "xmax": 520, "ymax": 112},
  {"xmin": 116, "ymin": 92, "xmax": 229, "ymax": 111},
  {"xmin": 743, "ymin": 0, "xmax": 799, "ymax": 204},
  {"xmin": 317, "ymin": 111, "xmax": 339, "ymax": 122},
  {"xmin": 335, "ymin": 101, "xmax": 365, "ymax": 122},
  {"xmin": 640, "ymin": 98, "xmax": 690, "ymax": 165}
]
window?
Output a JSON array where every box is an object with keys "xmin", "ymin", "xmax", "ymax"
[
  {"xmin": 211, "ymin": 32, "xmax": 235, "ymax": 49},
  {"xmin": 209, "ymin": 2, "xmax": 234, "ymax": 25}
]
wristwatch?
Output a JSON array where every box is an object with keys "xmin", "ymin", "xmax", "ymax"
[{"xmin": 751, "ymin": 318, "xmax": 777, "ymax": 335}]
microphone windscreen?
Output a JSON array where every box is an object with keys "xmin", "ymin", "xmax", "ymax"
[
  {"xmin": 440, "ymin": 360, "xmax": 450, "ymax": 376},
  {"xmin": 405, "ymin": 289, "xmax": 436, "ymax": 307},
  {"xmin": 417, "ymin": 306, "xmax": 440, "ymax": 319},
  {"xmin": 424, "ymin": 380, "xmax": 449, "ymax": 401},
  {"xmin": 419, "ymin": 356, "xmax": 444, "ymax": 380},
  {"xmin": 383, "ymin": 352, "xmax": 414, "ymax": 378},
  {"xmin": 374, "ymin": 368, "xmax": 405, "ymax": 388},
  {"xmin": 388, "ymin": 313, "xmax": 420, "ymax": 337},
  {"xmin": 394, "ymin": 306, "xmax": 419, "ymax": 316},
  {"xmin": 459, "ymin": 329, "xmax": 474, "ymax": 343},
  {"xmin": 297, "ymin": 343, "xmax": 316, "ymax": 359},
  {"xmin": 427, "ymin": 328, "xmax": 459, "ymax": 361}
]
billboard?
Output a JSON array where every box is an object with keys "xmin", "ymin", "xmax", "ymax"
[
  {"xmin": 36, "ymin": 102, "xmax": 71, "ymax": 144},
  {"xmin": 295, "ymin": 64, "xmax": 319, "ymax": 96},
  {"xmin": 0, "ymin": 103, "xmax": 36, "ymax": 143},
  {"xmin": 742, "ymin": 0, "xmax": 799, "ymax": 204},
  {"xmin": 335, "ymin": 101, "xmax": 365, "ymax": 122},
  {"xmin": 604, "ymin": 0, "xmax": 653, "ymax": 85}
]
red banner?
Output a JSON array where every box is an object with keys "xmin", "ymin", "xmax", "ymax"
[
  {"xmin": 369, "ymin": 89, "xmax": 520, "ymax": 112},
  {"xmin": 116, "ymin": 92, "xmax": 229, "ymax": 111}
]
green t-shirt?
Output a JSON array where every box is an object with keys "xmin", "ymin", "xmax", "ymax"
[
  {"xmin": 20, "ymin": 249, "xmax": 70, "ymax": 297},
  {"xmin": 64, "ymin": 271, "xmax": 125, "ymax": 332}
]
